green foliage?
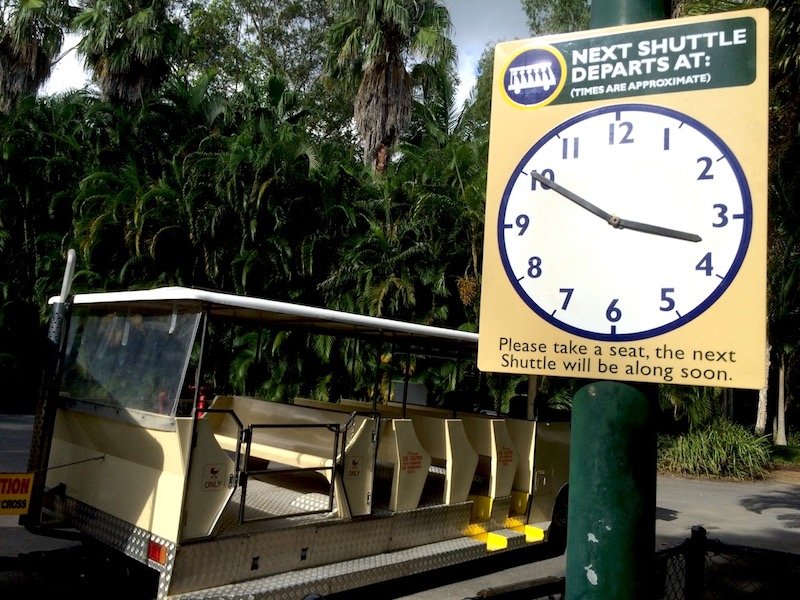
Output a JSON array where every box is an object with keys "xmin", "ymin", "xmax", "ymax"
[
  {"xmin": 770, "ymin": 442, "xmax": 800, "ymax": 466},
  {"xmin": 657, "ymin": 420, "xmax": 771, "ymax": 480},
  {"xmin": 789, "ymin": 430, "xmax": 800, "ymax": 446},
  {"xmin": 0, "ymin": 0, "xmax": 798, "ymax": 427},
  {"xmin": 658, "ymin": 384, "xmax": 722, "ymax": 429},
  {"xmin": 520, "ymin": 0, "xmax": 589, "ymax": 35}
]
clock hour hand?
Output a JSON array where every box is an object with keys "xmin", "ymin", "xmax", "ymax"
[
  {"xmin": 530, "ymin": 171, "xmax": 613, "ymax": 222},
  {"xmin": 530, "ymin": 171, "xmax": 701, "ymax": 243},
  {"xmin": 610, "ymin": 216, "xmax": 702, "ymax": 242}
]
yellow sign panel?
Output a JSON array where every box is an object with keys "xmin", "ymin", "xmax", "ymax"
[
  {"xmin": 0, "ymin": 472, "xmax": 33, "ymax": 515},
  {"xmin": 478, "ymin": 9, "xmax": 768, "ymax": 389}
]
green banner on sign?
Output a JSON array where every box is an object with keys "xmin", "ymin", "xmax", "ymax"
[{"xmin": 550, "ymin": 16, "xmax": 756, "ymax": 104}]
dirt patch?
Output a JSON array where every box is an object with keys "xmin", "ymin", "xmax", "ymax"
[{"xmin": 766, "ymin": 466, "xmax": 800, "ymax": 485}]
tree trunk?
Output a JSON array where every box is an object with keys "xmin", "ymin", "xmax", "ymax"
[
  {"xmin": 723, "ymin": 388, "xmax": 734, "ymax": 420},
  {"xmin": 755, "ymin": 342, "xmax": 770, "ymax": 436},
  {"xmin": 775, "ymin": 353, "xmax": 787, "ymax": 446}
]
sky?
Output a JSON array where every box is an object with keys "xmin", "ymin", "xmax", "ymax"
[
  {"xmin": 43, "ymin": 1, "xmax": 532, "ymax": 104},
  {"xmin": 444, "ymin": 0, "xmax": 531, "ymax": 105}
]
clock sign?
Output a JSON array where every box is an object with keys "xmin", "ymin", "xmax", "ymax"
[
  {"xmin": 498, "ymin": 103, "xmax": 752, "ymax": 342},
  {"xmin": 478, "ymin": 9, "xmax": 769, "ymax": 389}
]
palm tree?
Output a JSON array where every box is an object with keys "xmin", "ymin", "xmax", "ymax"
[
  {"xmin": 319, "ymin": 56, "xmax": 484, "ymax": 333},
  {"xmin": 326, "ymin": 0, "xmax": 455, "ymax": 173},
  {"xmin": 72, "ymin": 0, "xmax": 184, "ymax": 104},
  {"xmin": 0, "ymin": 0, "xmax": 73, "ymax": 112}
]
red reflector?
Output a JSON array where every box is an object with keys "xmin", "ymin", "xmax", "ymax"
[{"xmin": 148, "ymin": 540, "xmax": 167, "ymax": 565}]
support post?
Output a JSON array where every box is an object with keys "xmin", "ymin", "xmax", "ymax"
[
  {"xmin": 590, "ymin": 0, "xmax": 670, "ymax": 28},
  {"xmin": 563, "ymin": 0, "xmax": 669, "ymax": 593},
  {"xmin": 21, "ymin": 249, "xmax": 76, "ymax": 530},
  {"xmin": 566, "ymin": 381, "xmax": 657, "ymax": 598},
  {"xmin": 685, "ymin": 526, "xmax": 708, "ymax": 600}
]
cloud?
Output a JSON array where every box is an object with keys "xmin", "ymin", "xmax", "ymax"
[
  {"xmin": 42, "ymin": 33, "xmax": 88, "ymax": 96},
  {"xmin": 444, "ymin": 0, "xmax": 531, "ymax": 107}
]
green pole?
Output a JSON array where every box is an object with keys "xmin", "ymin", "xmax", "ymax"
[
  {"xmin": 564, "ymin": 4, "xmax": 669, "ymax": 599},
  {"xmin": 590, "ymin": 0, "xmax": 670, "ymax": 28},
  {"xmin": 565, "ymin": 382, "xmax": 657, "ymax": 598}
]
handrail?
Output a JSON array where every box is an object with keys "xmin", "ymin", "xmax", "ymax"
[
  {"xmin": 203, "ymin": 407, "xmax": 245, "ymax": 474},
  {"xmin": 241, "ymin": 421, "xmax": 342, "ymax": 522}
]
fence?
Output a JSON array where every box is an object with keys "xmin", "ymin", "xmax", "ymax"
[
  {"xmin": 466, "ymin": 526, "xmax": 800, "ymax": 599},
  {"xmin": 657, "ymin": 525, "xmax": 800, "ymax": 599}
]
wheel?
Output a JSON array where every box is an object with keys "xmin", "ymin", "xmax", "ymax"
[{"xmin": 548, "ymin": 488, "xmax": 568, "ymax": 555}]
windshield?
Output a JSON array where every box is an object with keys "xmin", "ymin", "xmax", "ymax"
[{"xmin": 61, "ymin": 308, "xmax": 201, "ymax": 416}]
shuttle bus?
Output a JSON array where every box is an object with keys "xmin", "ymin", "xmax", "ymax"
[{"xmin": 22, "ymin": 261, "xmax": 569, "ymax": 599}]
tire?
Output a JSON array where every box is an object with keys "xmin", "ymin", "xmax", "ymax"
[{"xmin": 548, "ymin": 489, "xmax": 568, "ymax": 555}]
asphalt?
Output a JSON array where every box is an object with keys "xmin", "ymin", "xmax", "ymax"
[
  {"xmin": 1, "ymin": 414, "xmax": 82, "ymax": 559},
  {"xmin": 3, "ymin": 413, "xmax": 800, "ymax": 599}
]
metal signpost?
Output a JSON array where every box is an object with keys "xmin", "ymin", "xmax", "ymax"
[{"xmin": 478, "ymin": 1, "xmax": 768, "ymax": 596}]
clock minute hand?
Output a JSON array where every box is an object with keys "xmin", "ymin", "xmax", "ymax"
[
  {"xmin": 611, "ymin": 216, "xmax": 702, "ymax": 243},
  {"xmin": 530, "ymin": 171, "xmax": 702, "ymax": 243},
  {"xmin": 530, "ymin": 171, "xmax": 613, "ymax": 222}
]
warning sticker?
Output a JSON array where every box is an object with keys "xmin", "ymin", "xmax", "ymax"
[{"xmin": 0, "ymin": 473, "xmax": 33, "ymax": 515}]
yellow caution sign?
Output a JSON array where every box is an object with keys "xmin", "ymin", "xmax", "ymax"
[{"xmin": 0, "ymin": 473, "xmax": 33, "ymax": 515}]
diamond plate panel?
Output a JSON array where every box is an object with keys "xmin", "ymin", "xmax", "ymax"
[
  {"xmin": 168, "ymin": 516, "xmax": 395, "ymax": 595},
  {"xmin": 490, "ymin": 496, "xmax": 512, "ymax": 528},
  {"xmin": 62, "ymin": 497, "xmax": 174, "ymax": 599},
  {"xmin": 57, "ymin": 468, "xmax": 541, "ymax": 600},
  {"xmin": 387, "ymin": 502, "xmax": 472, "ymax": 550},
  {"xmin": 167, "ymin": 535, "xmax": 489, "ymax": 600}
]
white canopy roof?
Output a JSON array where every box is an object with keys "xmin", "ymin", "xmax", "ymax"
[{"xmin": 54, "ymin": 286, "xmax": 478, "ymax": 357}]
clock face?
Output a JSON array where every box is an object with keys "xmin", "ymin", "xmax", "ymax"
[{"xmin": 498, "ymin": 103, "xmax": 752, "ymax": 342}]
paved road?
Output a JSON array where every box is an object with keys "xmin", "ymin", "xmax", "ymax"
[
  {"xmin": 3, "ymin": 414, "xmax": 800, "ymax": 599},
  {"xmin": 396, "ymin": 470, "xmax": 800, "ymax": 599}
]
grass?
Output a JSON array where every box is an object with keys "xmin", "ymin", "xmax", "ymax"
[
  {"xmin": 659, "ymin": 422, "xmax": 800, "ymax": 478},
  {"xmin": 657, "ymin": 420, "xmax": 772, "ymax": 480},
  {"xmin": 770, "ymin": 444, "xmax": 800, "ymax": 467}
]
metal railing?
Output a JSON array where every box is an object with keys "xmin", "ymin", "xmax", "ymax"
[
  {"xmin": 202, "ymin": 407, "xmax": 355, "ymax": 523},
  {"xmin": 658, "ymin": 525, "xmax": 800, "ymax": 599}
]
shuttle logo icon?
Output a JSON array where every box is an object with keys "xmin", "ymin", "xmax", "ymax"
[
  {"xmin": 502, "ymin": 46, "xmax": 566, "ymax": 108},
  {"xmin": 202, "ymin": 463, "xmax": 225, "ymax": 491}
]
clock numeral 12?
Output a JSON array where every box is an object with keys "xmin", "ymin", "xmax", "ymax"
[{"xmin": 609, "ymin": 121, "xmax": 634, "ymax": 145}]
